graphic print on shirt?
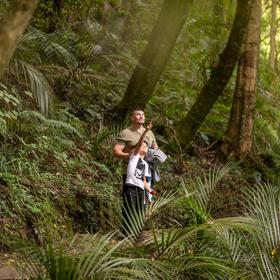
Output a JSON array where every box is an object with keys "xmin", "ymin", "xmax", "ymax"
[{"xmin": 134, "ymin": 158, "xmax": 145, "ymax": 181}]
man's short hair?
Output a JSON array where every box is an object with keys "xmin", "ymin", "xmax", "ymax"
[{"xmin": 129, "ymin": 107, "xmax": 144, "ymax": 116}]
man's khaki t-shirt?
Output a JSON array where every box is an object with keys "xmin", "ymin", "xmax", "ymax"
[{"xmin": 115, "ymin": 125, "xmax": 157, "ymax": 174}]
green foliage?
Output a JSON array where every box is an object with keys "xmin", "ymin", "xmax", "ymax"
[
  {"xmin": 121, "ymin": 191, "xmax": 176, "ymax": 241},
  {"xmin": 0, "ymin": 103, "xmax": 123, "ymax": 240},
  {"xmin": 3, "ymin": 162, "xmax": 280, "ymax": 279},
  {"xmin": 0, "ymin": 84, "xmax": 21, "ymax": 137},
  {"xmin": 3, "ymin": 233, "xmax": 168, "ymax": 280},
  {"xmin": 2, "ymin": 1, "xmax": 280, "ymax": 278}
]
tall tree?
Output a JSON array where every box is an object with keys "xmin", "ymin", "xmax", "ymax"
[
  {"xmin": 176, "ymin": 0, "xmax": 252, "ymax": 150},
  {"xmin": 111, "ymin": 0, "xmax": 193, "ymax": 122},
  {"xmin": 0, "ymin": 0, "xmax": 38, "ymax": 78},
  {"xmin": 268, "ymin": 0, "xmax": 277, "ymax": 71},
  {"xmin": 48, "ymin": 0, "xmax": 64, "ymax": 32},
  {"xmin": 220, "ymin": 0, "xmax": 261, "ymax": 159},
  {"xmin": 120, "ymin": 0, "xmax": 141, "ymax": 43}
]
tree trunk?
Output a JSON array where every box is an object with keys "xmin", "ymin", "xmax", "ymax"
[
  {"xmin": 54, "ymin": 0, "xmax": 64, "ymax": 12},
  {"xmin": 120, "ymin": 0, "xmax": 139, "ymax": 43},
  {"xmin": 176, "ymin": 0, "xmax": 252, "ymax": 150},
  {"xmin": 220, "ymin": 0, "xmax": 261, "ymax": 159},
  {"xmin": 0, "ymin": 0, "xmax": 38, "ymax": 78},
  {"xmin": 48, "ymin": 0, "xmax": 64, "ymax": 32},
  {"xmin": 268, "ymin": 0, "xmax": 277, "ymax": 70},
  {"xmin": 110, "ymin": 0, "xmax": 193, "ymax": 122}
]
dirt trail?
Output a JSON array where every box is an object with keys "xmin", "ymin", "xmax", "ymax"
[
  {"xmin": 0, "ymin": 266, "xmax": 27, "ymax": 280},
  {"xmin": 0, "ymin": 253, "xmax": 28, "ymax": 280}
]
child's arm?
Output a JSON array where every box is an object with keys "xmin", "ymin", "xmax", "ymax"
[
  {"xmin": 144, "ymin": 177, "xmax": 156, "ymax": 194},
  {"xmin": 133, "ymin": 121, "xmax": 153, "ymax": 155}
]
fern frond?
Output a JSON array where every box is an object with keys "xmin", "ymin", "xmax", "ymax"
[
  {"xmin": 18, "ymin": 110, "xmax": 47, "ymax": 123},
  {"xmin": 0, "ymin": 118, "xmax": 7, "ymax": 137},
  {"xmin": 46, "ymin": 119, "xmax": 83, "ymax": 138},
  {"xmin": 18, "ymin": 111, "xmax": 83, "ymax": 138}
]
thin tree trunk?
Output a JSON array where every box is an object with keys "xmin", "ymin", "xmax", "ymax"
[
  {"xmin": 54, "ymin": 0, "xmax": 64, "ymax": 12},
  {"xmin": 0, "ymin": 0, "xmax": 38, "ymax": 78},
  {"xmin": 120, "ymin": 0, "xmax": 139, "ymax": 43},
  {"xmin": 176, "ymin": 0, "xmax": 252, "ymax": 150},
  {"xmin": 220, "ymin": 0, "xmax": 261, "ymax": 159},
  {"xmin": 48, "ymin": 0, "xmax": 64, "ymax": 32},
  {"xmin": 111, "ymin": 0, "xmax": 193, "ymax": 122},
  {"xmin": 269, "ymin": 0, "xmax": 277, "ymax": 70}
]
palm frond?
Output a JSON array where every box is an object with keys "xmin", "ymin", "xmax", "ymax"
[
  {"xmin": 39, "ymin": 28, "xmax": 77, "ymax": 68},
  {"xmin": 147, "ymin": 216, "xmax": 256, "ymax": 260},
  {"xmin": 121, "ymin": 191, "xmax": 177, "ymax": 242},
  {"xmin": 243, "ymin": 183, "xmax": 280, "ymax": 252},
  {"xmin": 145, "ymin": 191, "xmax": 177, "ymax": 221},
  {"xmin": 13, "ymin": 60, "xmax": 51, "ymax": 114},
  {"xmin": 2, "ymin": 232, "xmax": 169, "ymax": 280},
  {"xmin": 215, "ymin": 227, "xmax": 242, "ymax": 264},
  {"xmin": 18, "ymin": 27, "xmax": 77, "ymax": 69},
  {"xmin": 181, "ymin": 255, "xmax": 238, "ymax": 277},
  {"xmin": 242, "ymin": 183, "xmax": 280, "ymax": 278},
  {"xmin": 182, "ymin": 162, "xmax": 236, "ymax": 222},
  {"xmin": 256, "ymin": 248, "xmax": 280, "ymax": 280},
  {"xmin": 0, "ymin": 118, "xmax": 7, "ymax": 137},
  {"xmin": 193, "ymin": 162, "xmax": 235, "ymax": 209}
]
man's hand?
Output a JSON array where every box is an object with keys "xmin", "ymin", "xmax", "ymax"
[{"xmin": 146, "ymin": 121, "xmax": 153, "ymax": 131}]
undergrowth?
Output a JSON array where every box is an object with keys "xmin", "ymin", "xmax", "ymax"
[{"xmin": 0, "ymin": 85, "xmax": 122, "ymax": 243}]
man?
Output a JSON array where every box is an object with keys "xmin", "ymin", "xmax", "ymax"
[{"xmin": 113, "ymin": 109, "xmax": 158, "ymax": 188}]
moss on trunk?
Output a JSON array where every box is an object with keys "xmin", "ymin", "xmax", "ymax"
[
  {"xmin": 220, "ymin": 0, "xmax": 261, "ymax": 159},
  {"xmin": 0, "ymin": 0, "xmax": 38, "ymax": 78}
]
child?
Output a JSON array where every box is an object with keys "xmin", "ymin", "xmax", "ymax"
[{"xmin": 122, "ymin": 121, "xmax": 155, "ymax": 233}]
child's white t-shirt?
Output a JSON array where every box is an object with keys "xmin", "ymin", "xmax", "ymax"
[{"xmin": 126, "ymin": 153, "xmax": 150, "ymax": 190}]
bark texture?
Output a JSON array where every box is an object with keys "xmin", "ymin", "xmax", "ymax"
[
  {"xmin": 176, "ymin": 0, "xmax": 252, "ymax": 150},
  {"xmin": 0, "ymin": 0, "xmax": 38, "ymax": 78},
  {"xmin": 220, "ymin": 0, "xmax": 261, "ymax": 159},
  {"xmin": 111, "ymin": 0, "xmax": 193, "ymax": 122}
]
